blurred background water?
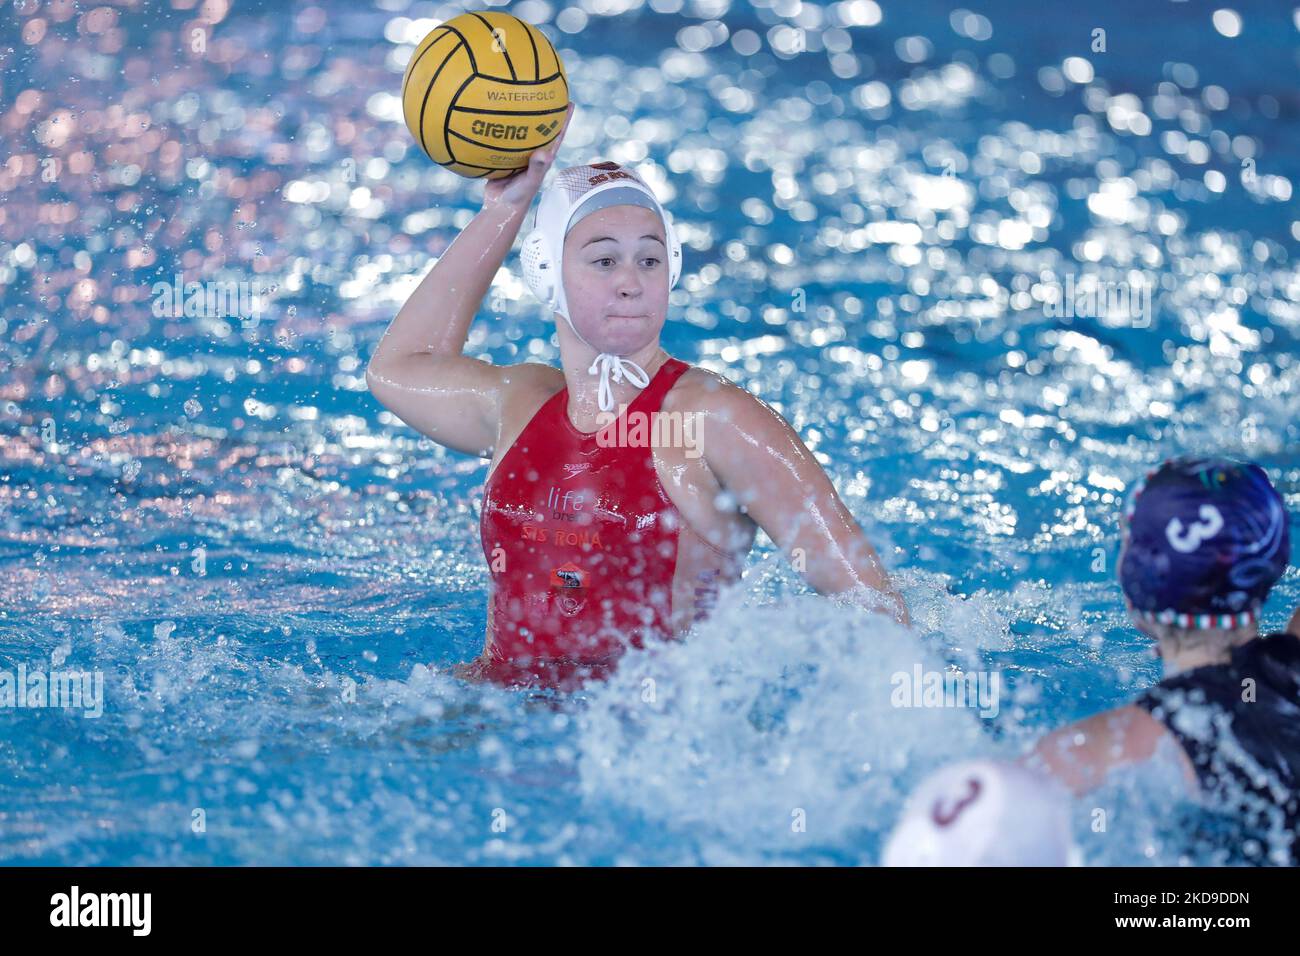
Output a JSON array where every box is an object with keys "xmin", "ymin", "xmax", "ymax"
[{"xmin": 1, "ymin": 0, "xmax": 1297, "ymax": 865}]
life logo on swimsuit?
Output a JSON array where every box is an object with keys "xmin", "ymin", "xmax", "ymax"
[{"xmin": 1165, "ymin": 504, "xmax": 1224, "ymax": 553}]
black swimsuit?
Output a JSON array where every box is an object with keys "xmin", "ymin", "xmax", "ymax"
[{"xmin": 1134, "ymin": 631, "xmax": 1300, "ymax": 864}]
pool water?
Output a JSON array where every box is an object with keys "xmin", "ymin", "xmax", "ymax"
[{"xmin": 1, "ymin": 0, "xmax": 1297, "ymax": 865}]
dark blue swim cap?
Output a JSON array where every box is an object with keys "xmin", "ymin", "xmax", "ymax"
[{"xmin": 1118, "ymin": 457, "xmax": 1290, "ymax": 629}]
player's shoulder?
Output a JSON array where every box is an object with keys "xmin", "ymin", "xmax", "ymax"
[
  {"xmin": 502, "ymin": 359, "xmax": 565, "ymax": 398},
  {"xmin": 667, "ymin": 363, "xmax": 784, "ymax": 425}
]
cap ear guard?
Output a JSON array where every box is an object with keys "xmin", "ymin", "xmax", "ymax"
[
  {"xmin": 661, "ymin": 210, "xmax": 683, "ymax": 290},
  {"xmin": 520, "ymin": 229, "xmax": 558, "ymax": 314}
]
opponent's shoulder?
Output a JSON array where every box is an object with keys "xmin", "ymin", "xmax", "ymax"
[{"xmin": 1035, "ymin": 705, "xmax": 1171, "ymax": 766}]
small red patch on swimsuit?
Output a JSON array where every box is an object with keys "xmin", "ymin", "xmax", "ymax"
[{"xmin": 550, "ymin": 562, "xmax": 585, "ymax": 588}]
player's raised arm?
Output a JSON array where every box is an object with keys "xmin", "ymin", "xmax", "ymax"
[{"xmin": 365, "ymin": 104, "xmax": 575, "ymax": 458}]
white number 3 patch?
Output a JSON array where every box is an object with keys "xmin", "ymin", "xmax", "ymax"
[{"xmin": 1166, "ymin": 504, "xmax": 1224, "ymax": 553}]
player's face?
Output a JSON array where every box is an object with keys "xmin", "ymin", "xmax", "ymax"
[{"xmin": 561, "ymin": 205, "xmax": 669, "ymax": 354}]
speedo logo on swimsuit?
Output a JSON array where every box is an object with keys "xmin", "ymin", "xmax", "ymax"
[{"xmin": 593, "ymin": 406, "xmax": 704, "ymax": 458}]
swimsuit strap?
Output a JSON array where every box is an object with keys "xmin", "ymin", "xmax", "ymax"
[
  {"xmin": 540, "ymin": 355, "xmax": 690, "ymax": 442},
  {"xmin": 623, "ymin": 356, "xmax": 690, "ymax": 417}
]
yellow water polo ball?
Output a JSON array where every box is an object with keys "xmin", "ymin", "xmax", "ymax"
[{"xmin": 400, "ymin": 11, "xmax": 570, "ymax": 180}]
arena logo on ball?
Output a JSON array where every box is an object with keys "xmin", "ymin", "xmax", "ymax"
[{"xmin": 470, "ymin": 118, "xmax": 531, "ymax": 141}]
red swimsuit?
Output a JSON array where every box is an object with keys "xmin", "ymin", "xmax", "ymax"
[{"xmin": 476, "ymin": 357, "xmax": 693, "ymax": 688}]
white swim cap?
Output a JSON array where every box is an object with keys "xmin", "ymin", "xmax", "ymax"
[
  {"xmin": 883, "ymin": 759, "xmax": 1076, "ymax": 867},
  {"xmin": 520, "ymin": 161, "xmax": 683, "ymax": 412}
]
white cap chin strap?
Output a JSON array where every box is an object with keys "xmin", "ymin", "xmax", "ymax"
[{"xmin": 586, "ymin": 352, "xmax": 650, "ymax": 414}]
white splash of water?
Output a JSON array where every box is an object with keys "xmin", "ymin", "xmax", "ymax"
[{"xmin": 575, "ymin": 592, "xmax": 1000, "ymax": 858}]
